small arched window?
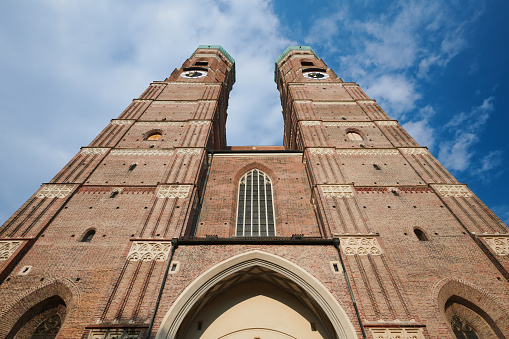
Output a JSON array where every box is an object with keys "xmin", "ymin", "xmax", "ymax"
[
  {"xmin": 414, "ymin": 228, "xmax": 428, "ymax": 241},
  {"xmin": 347, "ymin": 131, "xmax": 363, "ymax": 141},
  {"xmin": 236, "ymin": 169, "xmax": 275, "ymax": 237},
  {"xmin": 81, "ymin": 230, "xmax": 95, "ymax": 243},
  {"xmin": 146, "ymin": 132, "xmax": 162, "ymax": 141}
]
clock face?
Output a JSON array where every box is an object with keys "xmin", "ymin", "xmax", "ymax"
[
  {"xmin": 181, "ymin": 70, "xmax": 207, "ymax": 78},
  {"xmin": 303, "ymin": 71, "xmax": 329, "ymax": 79}
]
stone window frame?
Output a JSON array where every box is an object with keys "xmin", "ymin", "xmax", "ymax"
[{"xmin": 235, "ymin": 169, "xmax": 276, "ymax": 237}]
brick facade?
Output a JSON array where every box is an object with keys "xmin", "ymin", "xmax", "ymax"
[{"xmin": 0, "ymin": 45, "xmax": 508, "ymax": 338}]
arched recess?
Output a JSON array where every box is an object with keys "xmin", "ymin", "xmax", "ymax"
[
  {"xmin": 0, "ymin": 279, "xmax": 79, "ymax": 339},
  {"xmin": 436, "ymin": 279, "xmax": 509, "ymax": 338},
  {"xmin": 156, "ymin": 250, "xmax": 357, "ymax": 339}
]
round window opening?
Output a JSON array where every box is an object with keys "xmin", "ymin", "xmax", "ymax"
[
  {"xmin": 147, "ymin": 133, "xmax": 162, "ymax": 141},
  {"xmin": 303, "ymin": 71, "xmax": 329, "ymax": 79}
]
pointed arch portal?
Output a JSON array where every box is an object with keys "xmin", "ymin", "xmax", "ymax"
[{"xmin": 156, "ymin": 250, "xmax": 357, "ymax": 339}]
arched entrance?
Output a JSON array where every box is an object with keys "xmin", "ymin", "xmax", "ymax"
[
  {"xmin": 7, "ymin": 295, "xmax": 66, "ymax": 339},
  {"xmin": 157, "ymin": 250, "xmax": 357, "ymax": 339},
  {"xmin": 436, "ymin": 279, "xmax": 509, "ymax": 338},
  {"xmin": 0, "ymin": 279, "xmax": 77, "ymax": 339}
]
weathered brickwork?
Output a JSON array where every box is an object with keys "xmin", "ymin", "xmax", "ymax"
[{"xmin": 0, "ymin": 45, "xmax": 508, "ymax": 339}]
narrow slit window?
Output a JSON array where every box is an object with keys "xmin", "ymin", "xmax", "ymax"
[
  {"xmin": 346, "ymin": 131, "xmax": 363, "ymax": 141},
  {"xmin": 236, "ymin": 169, "xmax": 275, "ymax": 237}
]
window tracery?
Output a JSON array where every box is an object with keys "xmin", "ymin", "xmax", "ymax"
[{"xmin": 236, "ymin": 169, "xmax": 275, "ymax": 237}]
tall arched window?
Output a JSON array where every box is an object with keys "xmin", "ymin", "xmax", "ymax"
[{"xmin": 236, "ymin": 169, "xmax": 275, "ymax": 237}]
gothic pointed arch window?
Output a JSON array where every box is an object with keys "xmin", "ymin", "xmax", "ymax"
[{"xmin": 236, "ymin": 169, "xmax": 275, "ymax": 237}]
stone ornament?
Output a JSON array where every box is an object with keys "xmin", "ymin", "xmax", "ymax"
[
  {"xmin": 176, "ymin": 148, "xmax": 201, "ymax": 156},
  {"xmin": 323, "ymin": 122, "xmax": 374, "ymax": 127},
  {"xmin": 89, "ymin": 328, "xmax": 142, "ymax": 339},
  {"xmin": 308, "ymin": 148, "xmax": 335, "ymax": 156},
  {"xmin": 135, "ymin": 121, "xmax": 182, "ymax": 127},
  {"xmin": 340, "ymin": 237, "xmax": 382, "ymax": 255},
  {"xmin": 110, "ymin": 120, "xmax": 134, "ymax": 126},
  {"xmin": 110, "ymin": 149, "xmax": 174, "ymax": 156},
  {"xmin": 337, "ymin": 149, "xmax": 399, "ymax": 156},
  {"xmin": 375, "ymin": 121, "xmax": 398, "ymax": 126},
  {"xmin": 80, "ymin": 148, "xmax": 109, "ymax": 155},
  {"xmin": 400, "ymin": 148, "xmax": 428, "ymax": 155},
  {"xmin": 189, "ymin": 120, "xmax": 210, "ymax": 126},
  {"xmin": 36, "ymin": 184, "xmax": 76, "ymax": 198},
  {"xmin": 483, "ymin": 236, "xmax": 509, "ymax": 255},
  {"xmin": 370, "ymin": 328, "xmax": 423, "ymax": 339},
  {"xmin": 0, "ymin": 241, "xmax": 22, "ymax": 260},
  {"xmin": 321, "ymin": 185, "xmax": 354, "ymax": 198},
  {"xmin": 157, "ymin": 185, "xmax": 191, "ymax": 198},
  {"xmin": 127, "ymin": 242, "xmax": 173, "ymax": 262},
  {"xmin": 432, "ymin": 184, "xmax": 472, "ymax": 198},
  {"xmin": 300, "ymin": 121, "xmax": 321, "ymax": 126}
]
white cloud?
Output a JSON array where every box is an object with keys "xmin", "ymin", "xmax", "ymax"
[
  {"xmin": 402, "ymin": 105, "xmax": 436, "ymax": 149},
  {"xmin": 364, "ymin": 75, "xmax": 420, "ymax": 117},
  {"xmin": 438, "ymin": 97, "xmax": 496, "ymax": 173},
  {"xmin": 0, "ymin": 0, "xmax": 292, "ymax": 223},
  {"xmin": 438, "ymin": 132, "xmax": 477, "ymax": 171},
  {"xmin": 303, "ymin": 0, "xmax": 484, "ymax": 122}
]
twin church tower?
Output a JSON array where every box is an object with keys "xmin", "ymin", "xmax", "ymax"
[{"xmin": 0, "ymin": 45, "xmax": 508, "ymax": 338}]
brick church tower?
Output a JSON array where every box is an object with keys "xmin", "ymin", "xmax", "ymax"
[{"xmin": 1, "ymin": 45, "xmax": 508, "ymax": 339}]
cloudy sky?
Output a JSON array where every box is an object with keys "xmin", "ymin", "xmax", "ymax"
[{"xmin": 1, "ymin": 0, "xmax": 508, "ymax": 225}]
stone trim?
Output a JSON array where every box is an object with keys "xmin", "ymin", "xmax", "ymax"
[
  {"xmin": 399, "ymin": 148, "xmax": 428, "ymax": 155},
  {"xmin": 321, "ymin": 185, "xmax": 354, "ymax": 198},
  {"xmin": 375, "ymin": 120, "xmax": 398, "ymax": 126},
  {"xmin": 189, "ymin": 120, "xmax": 210, "ymax": 126},
  {"xmin": 176, "ymin": 148, "xmax": 202, "ymax": 156},
  {"xmin": 157, "ymin": 185, "xmax": 191, "ymax": 198},
  {"xmin": 109, "ymin": 149, "xmax": 174, "ymax": 156},
  {"xmin": 110, "ymin": 120, "xmax": 134, "ymax": 126},
  {"xmin": 0, "ymin": 241, "xmax": 22, "ymax": 261},
  {"xmin": 323, "ymin": 122, "xmax": 374, "ymax": 127},
  {"xmin": 339, "ymin": 236, "xmax": 382, "ymax": 255},
  {"xmin": 300, "ymin": 121, "xmax": 321, "ymax": 126},
  {"xmin": 127, "ymin": 242, "xmax": 172, "ymax": 262},
  {"xmin": 89, "ymin": 328, "xmax": 142, "ymax": 339},
  {"xmin": 432, "ymin": 184, "xmax": 472, "ymax": 198},
  {"xmin": 370, "ymin": 328, "xmax": 424, "ymax": 338},
  {"xmin": 80, "ymin": 148, "xmax": 109, "ymax": 155},
  {"xmin": 308, "ymin": 148, "xmax": 335, "ymax": 155},
  {"xmin": 480, "ymin": 236, "xmax": 509, "ymax": 255},
  {"xmin": 36, "ymin": 184, "xmax": 76, "ymax": 198},
  {"xmin": 135, "ymin": 121, "xmax": 183, "ymax": 127},
  {"xmin": 337, "ymin": 149, "xmax": 399, "ymax": 156}
]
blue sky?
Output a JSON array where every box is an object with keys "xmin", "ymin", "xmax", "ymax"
[{"xmin": 0, "ymin": 0, "xmax": 508, "ymax": 226}]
